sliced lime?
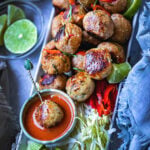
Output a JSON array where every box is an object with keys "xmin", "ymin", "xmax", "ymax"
[
  {"xmin": 107, "ymin": 62, "xmax": 131, "ymax": 84},
  {"xmin": 4, "ymin": 19, "xmax": 37, "ymax": 54},
  {"xmin": 0, "ymin": 14, "xmax": 7, "ymax": 46},
  {"xmin": 124, "ymin": 0, "xmax": 142, "ymax": 19},
  {"xmin": 7, "ymin": 4, "xmax": 25, "ymax": 26}
]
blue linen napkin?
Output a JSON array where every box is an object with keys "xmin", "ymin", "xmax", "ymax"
[
  {"xmin": 0, "ymin": 61, "xmax": 19, "ymax": 150},
  {"xmin": 116, "ymin": 1, "xmax": 150, "ymax": 149}
]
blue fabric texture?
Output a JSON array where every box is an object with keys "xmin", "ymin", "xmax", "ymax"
[{"xmin": 116, "ymin": 1, "xmax": 150, "ymax": 149}]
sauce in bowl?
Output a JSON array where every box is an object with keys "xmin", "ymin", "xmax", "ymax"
[{"xmin": 23, "ymin": 94, "xmax": 74, "ymax": 141}]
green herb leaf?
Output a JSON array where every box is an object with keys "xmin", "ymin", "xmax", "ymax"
[{"xmin": 73, "ymin": 67, "xmax": 84, "ymax": 72}]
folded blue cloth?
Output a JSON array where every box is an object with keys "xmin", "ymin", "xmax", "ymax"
[{"xmin": 116, "ymin": 1, "xmax": 150, "ymax": 149}]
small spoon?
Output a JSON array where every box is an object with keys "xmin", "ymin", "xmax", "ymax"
[{"xmin": 24, "ymin": 59, "xmax": 43, "ymax": 102}]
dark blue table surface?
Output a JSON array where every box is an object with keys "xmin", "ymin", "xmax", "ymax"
[{"xmin": 6, "ymin": 0, "xmax": 53, "ymax": 115}]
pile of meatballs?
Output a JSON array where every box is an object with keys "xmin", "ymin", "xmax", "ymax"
[{"xmin": 39, "ymin": 0, "xmax": 132, "ymax": 102}]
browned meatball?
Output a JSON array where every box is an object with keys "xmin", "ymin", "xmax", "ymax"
[
  {"xmin": 72, "ymin": 51, "xmax": 86, "ymax": 70},
  {"xmin": 63, "ymin": 5, "xmax": 86, "ymax": 26},
  {"xmin": 51, "ymin": 14, "xmax": 64, "ymax": 38},
  {"xmin": 82, "ymin": 31, "xmax": 101, "ymax": 45},
  {"xmin": 51, "ymin": 5, "xmax": 86, "ymax": 38},
  {"xmin": 44, "ymin": 40, "xmax": 56, "ymax": 50},
  {"xmin": 52, "ymin": 0, "xmax": 70, "ymax": 9},
  {"xmin": 66, "ymin": 72, "xmax": 95, "ymax": 102},
  {"xmin": 34, "ymin": 100, "xmax": 64, "ymax": 128},
  {"xmin": 83, "ymin": 10, "xmax": 114, "ymax": 40},
  {"xmin": 39, "ymin": 74, "xmax": 67, "ymax": 90},
  {"xmin": 85, "ymin": 48, "xmax": 112, "ymax": 80},
  {"xmin": 41, "ymin": 50, "xmax": 71, "ymax": 74},
  {"xmin": 98, "ymin": 42, "xmax": 125, "ymax": 63},
  {"xmin": 79, "ymin": 0, "xmax": 95, "ymax": 8},
  {"xmin": 99, "ymin": 0, "xmax": 127, "ymax": 13},
  {"xmin": 55, "ymin": 23, "xmax": 82, "ymax": 54},
  {"xmin": 111, "ymin": 14, "xmax": 132, "ymax": 44}
]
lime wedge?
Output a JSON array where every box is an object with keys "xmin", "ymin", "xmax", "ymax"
[
  {"xmin": 107, "ymin": 62, "xmax": 131, "ymax": 84},
  {"xmin": 7, "ymin": 4, "xmax": 25, "ymax": 26},
  {"xmin": 4, "ymin": 19, "xmax": 37, "ymax": 54},
  {"xmin": 0, "ymin": 14, "xmax": 7, "ymax": 46},
  {"xmin": 124, "ymin": 0, "xmax": 142, "ymax": 19},
  {"xmin": 27, "ymin": 141, "xmax": 46, "ymax": 150}
]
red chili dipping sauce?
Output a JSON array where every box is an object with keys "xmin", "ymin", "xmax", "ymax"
[{"xmin": 24, "ymin": 95, "xmax": 73, "ymax": 141}]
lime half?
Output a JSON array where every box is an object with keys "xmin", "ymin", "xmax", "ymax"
[
  {"xmin": 0, "ymin": 14, "xmax": 7, "ymax": 46},
  {"xmin": 4, "ymin": 19, "xmax": 37, "ymax": 54},
  {"xmin": 7, "ymin": 4, "xmax": 26, "ymax": 26},
  {"xmin": 107, "ymin": 62, "xmax": 131, "ymax": 84}
]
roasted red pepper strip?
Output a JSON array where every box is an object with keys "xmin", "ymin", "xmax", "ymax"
[
  {"xmin": 43, "ymin": 49, "xmax": 61, "ymax": 54},
  {"xmin": 87, "ymin": 80, "xmax": 118, "ymax": 117},
  {"xmin": 91, "ymin": 4, "xmax": 110, "ymax": 16},
  {"xmin": 69, "ymin": 0, "xmax": 75, "ymax": 5},
  {"xmin": 76, "ymin": 51, "xmax": 86, "ymax": 56},
  {"xmin": 99, "ymin": 0, "xmax": 116, "ymax": 3},
  {"xmin": 68, "ymin": 34, "xmax": 74, "ymax": 39},
  {"xmin": 59, "ymin": 11, "xmax": 64, "ymax": 15}
]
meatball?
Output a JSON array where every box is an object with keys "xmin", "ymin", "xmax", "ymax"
[
  {"xmin": 44, "ymin": 40, "xmax": 56, "ymax": 50},
  {"xmin": 66, "ymin": 72, "xmax": 95, "ymax": 102},
  {"xmin": 82, "ymin": 31, "xmax": 101, "ymax": 45},
  {"xmin": 52, "ymin": 0, "xmax": 70, "ymax": 9},
  {"xmin": 111, "ymin": 14, "xmax": 132, "ymax": 44},
  {"xmin": 51, "ymin": 6, "xmax": 86, "ymax": 38},
  {"xmin": 41, "ymin": 50, "xmax": 71, "ymax": 74},
  {"xmin": 83, "ymin": 10, "xmax": 114, "ymax": 40},
  {"xmin": 34, "ymin": 100, "xmax": 64, "ymax": 128},
  {"xmin": 51, "ymin": 14, "xmax": 64, "ymax": 38},
  {"xmin": 85, "ymin": 48, "xmax": 112, "ymax": 80},
  {"xmin": 63, "ymin": 5, "xmax": 86, "ymax": 26},
  {"xmin": 55, "ymin": 23, "xmax": 82, "ymax": 54},
  {"xmin": 39, "ymin": 74, "xmax": 67, "ymax": 90},
  {"xmin": 98, "ymin": 42, "xmax": 125, "ymax": 63},
  {"xmin": 72, "ymin": 51, "xmax": 86, "ymax": 70},
  {"xmin": 79, "ymin": 0, "xmax": 95, "ymax": 8},
  {"xmin": 99, "ymin": 0, "xmax": 127, "ymax": 13}
]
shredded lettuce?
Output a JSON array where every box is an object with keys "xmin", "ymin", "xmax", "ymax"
[{"xmin": 65, "ymin": 104, "xmax": 112, "ymax": 150}]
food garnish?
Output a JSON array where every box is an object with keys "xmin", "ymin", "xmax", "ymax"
[
  {"xmin": 99, "ymin": 0, "xmax": 117, "ymax": 2},
  {"xmin": 124, "ymin": 0, "xmax": 142, "ymax": 19},
  {"xmin": 27, "ymin": 140, "xmax": 48, "ymax": 150},
  {"xmin": 87, "ymin": 80, "xmax": 118, "ymax": 116},
  {"xmin": 0, "ymin": 14, "xmax": 7, "ymax": 46},
  {"xmin": 91, "ymin": 4, "xmax": 111, "ymax": 16},
  {"xmin": 65, "ymin": 104, "xmax": 112, "ymax": 150},
  {"xmin": 107, "ymin": 62, "xmax": 131, "ymax": 83},
  {"xmin": 4, "ymin": 19, "xmax": 37, "ymax": 54},
  {"xmin": 7, "ymin": 4, "xmax": 25, "ymax": 26},
  {"xmin": 73, "ymin": 67, "xmax": 84, "ymax": 72}
]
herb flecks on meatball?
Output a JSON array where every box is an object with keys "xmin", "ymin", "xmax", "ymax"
[
  {"xmin": 66, "ymin": 72, "xmax": 95, "ymax": 102},
  {"xmin": 41, "ymin": 50, "xmax": 71, "ymax": 74}
]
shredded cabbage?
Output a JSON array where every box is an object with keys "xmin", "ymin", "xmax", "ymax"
[{"xmin": 65, "ymin": 104, "xmax": 113, "ymax": 150}]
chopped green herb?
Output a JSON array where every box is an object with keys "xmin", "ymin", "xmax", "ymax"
[
  {"xmin": 52, "ymin": 64, "xmax": 58, "ymax": 74},
  {"xmin": 73, "ymin": 67, "xmax": 84, "ymax": 72}
]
